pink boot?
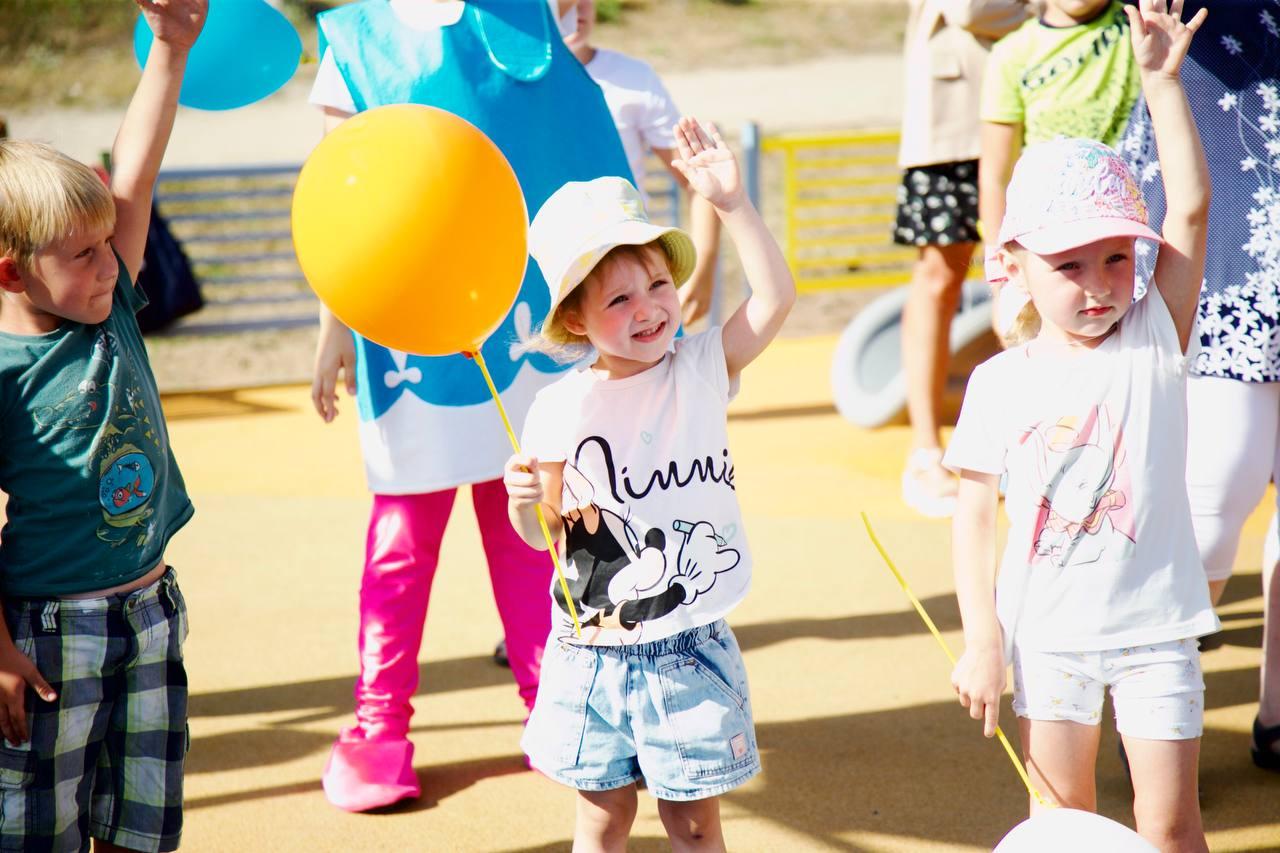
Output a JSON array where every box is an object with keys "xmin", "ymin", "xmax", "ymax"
[
  {"xmin": 322, "ymin": 492, "xmax": 453, "ymax": 811},
  {"xmin": 323, "ymin": 727, "xmax": 420, "ymax": 812}
]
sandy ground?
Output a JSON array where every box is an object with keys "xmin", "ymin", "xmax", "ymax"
[{"xmin": 164, "ymin": 335, "xmax": 1280, "ymax": 852}]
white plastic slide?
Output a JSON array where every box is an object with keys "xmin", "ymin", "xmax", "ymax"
[{"xmin": 831, "ymin": 280, "xmax": 998, "ymax": 428}]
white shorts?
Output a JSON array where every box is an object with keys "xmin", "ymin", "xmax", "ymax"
[{"xmin": 1011, "ymin": 638, "xmax": 1204, "ymax": 740}]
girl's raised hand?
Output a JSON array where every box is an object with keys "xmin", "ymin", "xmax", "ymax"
[
  {"xmin": 671, "ymin": 117, "xmax": 744, "ymax": 212},
  {"xmin": 136, "ymin": 0, "xmax": 208, "ymax": 50},
  {"xmin": 1124, "ymin": 0, "xmax": 1207, "ymax": 79}
]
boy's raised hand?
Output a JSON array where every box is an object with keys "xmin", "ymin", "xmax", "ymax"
[
  {"xmin": 671, "ymin": 117, "xmax": 744, "ymax": 212},
  {"xmin": 136, "ymin": 0, "xmax": 208, "ymax": 49},
  {"xmin": 1124, "ymin": 0, "xmax": 1207, "ymax": 79}
]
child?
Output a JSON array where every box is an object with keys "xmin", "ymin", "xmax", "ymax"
[
  {"xmin": 504, "ymin": 117, "xmax": 794, "ymax": 851},
  {"xmin": 0, "ymin": 0, "xmax": 205, "ymax": 850},
  {"xmin": 559, "ymin": 0, "xmax": 720, "ymax": 325},
  {"xmin": 946, "ymin": 2, "xmax": 1217, "ymax": 849},
  {"xmin": 979, "ymin": 0, "xmax": 1142, "ymax": 326}
]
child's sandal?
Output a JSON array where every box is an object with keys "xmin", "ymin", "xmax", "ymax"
[{"xmin": 1251, "ymin": 715, "xmax": 1280, "ymax": 772}]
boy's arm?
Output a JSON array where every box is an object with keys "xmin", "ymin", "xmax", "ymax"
[
  {"xmin": 1124, "ymin": 2, "xmax": 1210, "ymax": 352},
  {"xmin": 110, "ymin": 0, "xmax": 207, "ymax": 279},
  {"xmin": 654, "ymin": 148, "xmax": 721, "ymax": 326},
  {"xmin": 950, "ymin": 468, "xmax": 1006, "ymax": 737}
]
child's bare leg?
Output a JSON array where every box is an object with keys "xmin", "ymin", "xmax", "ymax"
[
  {"xmin": 657, "ymin": 796, "xmax": 725, "ymax": 853},
  {"xmin": 1122, "ymin": 736, "xmax": 1207, "ymax": 853},
  {"xmin": 1019, "ymin": 717, "xmax": 1100, "ymax": 813},
  {"xmin": 574, "ymin": 785, "xmax": 637, "ymax": 853}
]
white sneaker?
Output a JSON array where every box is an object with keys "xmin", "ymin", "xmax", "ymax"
[{"xmin": 902, "ymin": 447, "xmax": 958, "ymax": 518}]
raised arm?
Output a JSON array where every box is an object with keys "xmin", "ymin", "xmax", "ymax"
[
  {"xmin": 1125, "ymin": 0, "xmax": 1209, "ymax": 352},
  {"xmin": 670, "ymin": 117, "xmax": 795, "ymax": 380},
  {"xmin": 110, "ymin": 0, "xmax": 207, "ymax": 278},
  {"xmin": 654, "ymin": 147, "xmax": 722, "ymax": 325}
]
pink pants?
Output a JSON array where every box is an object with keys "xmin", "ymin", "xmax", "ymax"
[{"xmin": 352, "ymin": 477, "xmax": 552, "ymax": 741}]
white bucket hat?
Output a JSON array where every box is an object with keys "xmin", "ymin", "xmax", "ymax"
[{"xmin": 529, "ymin": 177, "xmax": 697, "ymax": 337}]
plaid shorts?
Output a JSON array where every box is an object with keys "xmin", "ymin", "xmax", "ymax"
[{"xmin": 0, "ymin": 568, "xmax": 188, "ymax": 853}]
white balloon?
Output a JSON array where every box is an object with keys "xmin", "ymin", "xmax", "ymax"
[{"xmin": 994, "ymin": 808, "xmax": 1158, "ymax": 852}]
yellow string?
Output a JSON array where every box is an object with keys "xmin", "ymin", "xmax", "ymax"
[
  {"xmin": 860, "ymin": 512, "xmax": 1051, "ymax": 808},
  {"xmin": 469, "ymin": 349, "xmax": 582, "ymax": 638}
]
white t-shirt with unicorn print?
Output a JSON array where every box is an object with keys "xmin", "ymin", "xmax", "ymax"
[{"xmin": 944, "ymin": 286, "xmax": 1219, "ymax": 656}]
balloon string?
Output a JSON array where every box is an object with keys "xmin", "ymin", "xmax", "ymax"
[
  {"xmin": 860, "ymin": 512, "xmax": 1051, "ymax": 808},
  {"xmin": 469, "ymin": 349, "xmax": 582, "ymax": 639}
]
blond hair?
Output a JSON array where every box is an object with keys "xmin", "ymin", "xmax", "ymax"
[
  {"xmin": 999, "ymin": 242, "xmax": 1042, "ymax": 347},
  {"xmin": 525, "ymin": 241, "xmax": 674, "ymax": 363},
  {"xmin": 0, "ymin": 140, "xmax": 115, "ymax": 269}
]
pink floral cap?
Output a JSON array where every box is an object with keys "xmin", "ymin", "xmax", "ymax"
[{"xmin": 998, "ymin": 137, "xmax": 1162, "ymax": 256}]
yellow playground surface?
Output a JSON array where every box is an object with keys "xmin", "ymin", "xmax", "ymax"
[{"xmin": 166, "ymin": 335, "xmax": 1279, "ymax": 851}]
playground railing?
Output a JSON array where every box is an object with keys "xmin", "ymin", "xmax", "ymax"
[{"xmin": 755, "ymin": 127, "xmax": 911, "ymax": 293}]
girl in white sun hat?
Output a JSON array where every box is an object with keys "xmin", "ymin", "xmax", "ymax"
[
  {"xmin": 946, "ymin": 2, "xmax": 1218, "ymax": 849},
  {"xmin": 503, "ymin": 116, "xmax": 794, "ymax": 851}
]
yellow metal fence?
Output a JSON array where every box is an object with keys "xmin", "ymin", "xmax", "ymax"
[{"xmin": 757, "ymin": 128, "xmax": 981, "ymax": 293}]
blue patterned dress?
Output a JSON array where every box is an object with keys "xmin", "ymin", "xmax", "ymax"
[{"xmin": 1121, "ymin": 0, "xmax": 1280, "ymax": 382}]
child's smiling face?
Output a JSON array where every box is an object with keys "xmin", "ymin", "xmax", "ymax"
[
  {"xmin": 1002, "ymin": 236, "xmax": 1137, "ymax": 348},
  {"xmin": 562, "ymin": 243, "xmax": 680, "ymax": 379}
]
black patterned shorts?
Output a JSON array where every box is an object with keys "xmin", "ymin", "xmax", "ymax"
[{"xmin": 893, "ymin": 159, "xmax": 981, "ymax": 247}]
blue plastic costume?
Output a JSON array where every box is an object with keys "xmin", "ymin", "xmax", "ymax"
[
  {"xmin": 320, "ymin": 0, "xmax": 632, "ymax": 490},
  {"xmin": 313, "ymin": 0, "xmax": 634, "ymax": 813}
]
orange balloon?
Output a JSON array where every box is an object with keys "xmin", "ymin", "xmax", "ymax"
[{"xmin": 292, "ymin": 104, "xmax": 528, "ymax": 355}]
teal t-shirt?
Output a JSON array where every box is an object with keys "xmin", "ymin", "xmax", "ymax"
[{"xmin": 0, "ymin": 260, "xmax": 193, "ymax": 596}]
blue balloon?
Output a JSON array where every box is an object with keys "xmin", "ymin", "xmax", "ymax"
[{"xmin": 134, "ymin": 0, "xmax": 301, "ymax": 111}]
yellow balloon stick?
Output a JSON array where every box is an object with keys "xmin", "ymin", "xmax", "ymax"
[
  {"xmin": 860, "ymin": 512, "xmax": 1051, "ymax": 808},
  {"xmin": 469, "ymin": 349, "xmax": 583, "ymax": 639}
]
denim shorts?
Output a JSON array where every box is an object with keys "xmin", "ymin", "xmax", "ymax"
[{"xmin": 522, "ymin": 620, "xmax": 760, "ymax": 801}]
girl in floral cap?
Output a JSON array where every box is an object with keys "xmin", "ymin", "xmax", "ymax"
[{"xmin": 945, "ymin": 2, "xmax": 1218, "ymax": 848}]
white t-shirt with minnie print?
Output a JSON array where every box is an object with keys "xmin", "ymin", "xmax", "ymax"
[
  {"xmin": 944, "ymin": 286, "xmax": 1218, "ymax": 657},
  {"xmin": 521, "ymin": 329, "xmax": 751, "ymax": 646}
]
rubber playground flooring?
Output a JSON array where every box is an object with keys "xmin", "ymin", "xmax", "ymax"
[{"xmin": 164, "ymin": 335, "xmax": 1279, "ymax": 852}]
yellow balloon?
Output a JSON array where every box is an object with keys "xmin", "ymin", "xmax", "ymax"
[{"xmin": 292, "ymin": 104, "xmax": 528, "ymax": 355}]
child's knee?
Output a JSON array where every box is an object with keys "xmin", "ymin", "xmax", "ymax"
[
  {"xmin": 1134, "ymin": 813, "xmax": 1206, "ymax": 852},
  {"xmin": 657, "ymin": 797, "xmax": 723, "ymax": 847},
  {"xmin": 576, "ymin": 786, "xmax": 637, "ymax": 832}
]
